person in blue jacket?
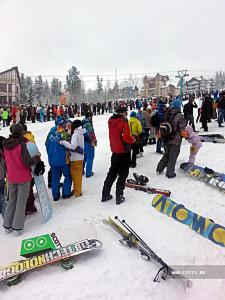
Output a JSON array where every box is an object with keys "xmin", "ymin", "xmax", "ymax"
[
  {"xmin": 82, "ymin": 111, "xmax": 97, "ymax": 178},
  {"xmin": 45, "ymin": 117, "xmax": 72, "ymax": 201}
]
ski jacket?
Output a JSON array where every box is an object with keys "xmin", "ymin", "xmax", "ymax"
[
  {"xmin": 60, "ymin": 127, "xmax": 84, "ymax": 161},
  {"xmin": 183, "ymin": 101, "xmax": 197, "ymax": 117},
  {"xmin": 164, "ymin": 108, "xmax": 187, "ymax": 146},
  {"xmin": 129, "ymin": 117, "xmax": 142, "ymax": 137},
  {"xmin": 45, "ymin": 126, "xmax": 69, "ymax": 167},
  {"xmin": 142, "ymin": 110, "xmax": 151, "ymax": 128},
  {"xmin": 2, "ymin": 111, "xmax": 8, "ymax": 120},
  {"xmin": 185, "ymin": 126, "xmax": 202, "ymax": 149},
  {"xmin": 82, "ymin": 118, "xmax": 97, "ymax": 146},
  {"xmin": 108, "ymin": 114, "xmax": 133, "ymax": 153},
  {"xmin": 3, "ymin": 135, "xmax": 39, "ymax": 183}
]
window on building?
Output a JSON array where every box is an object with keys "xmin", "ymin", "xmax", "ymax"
[
  {"xmin": 8, "ymin": 84, "xmax": 12, "ymax": 93},
  {"xmin": 0, "ymin": 84, "xmax": 7, "ymax": 92},
  {"xmin": 8, "ymin": 96, "xmax": 12, "ymax": 105}
]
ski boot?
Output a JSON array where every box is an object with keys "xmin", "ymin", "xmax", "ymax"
[{"xmin": 133, "ymin": 173, "xmax": 149, "ymax": 186}]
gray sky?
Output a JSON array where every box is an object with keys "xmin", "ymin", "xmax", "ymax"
[{"xmin": 0, "ymin": 0, "xmax": 224, "ymax": 87}]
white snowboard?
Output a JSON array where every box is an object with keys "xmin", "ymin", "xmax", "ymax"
[{"xmin": 0, "ymin": 223, "xmax": 97, "ymax": 266}]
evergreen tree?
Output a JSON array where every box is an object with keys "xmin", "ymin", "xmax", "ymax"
[
  {"xmin": 66, "ymin": 66, "xmax": 81, "ymax": 99},
  {"xmin": 33, "ymin": 75, "xmax": 44, "ymax": 103},
  {"xmin": 96, "ymin": 75, "xmax": 103, "ymax": 94}
]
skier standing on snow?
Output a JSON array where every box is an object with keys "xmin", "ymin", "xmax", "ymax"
[
  {"xmin": 3, "ymin": 123, "xmax": 40, "ymax": 235},
  {"xmin": 181, "ymin": 125, "xmax": 202, "ymax": 164},
  {"xmin": 101, "ymin": 104, "xmax": 134, "ymax": 204},
  {"xmin": 59, "ymin": 120, "xmax": 84, "ymax": 198},
  {"xmin": 82, "ymin": 111, "xmax": 97, "ymax": 178},
  {"xmin": 156, "ymin": 99, "xmax": 186, "ymax": 178}
]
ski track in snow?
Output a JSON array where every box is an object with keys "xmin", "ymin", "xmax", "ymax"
[{"xmin": 0, "ymin": 113, "xmax": 225, "ymax": 300}]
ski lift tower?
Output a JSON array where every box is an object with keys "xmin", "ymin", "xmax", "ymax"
[{"xmin": 175, "ymin": 70, "xmax": 189, "ymax": 98}]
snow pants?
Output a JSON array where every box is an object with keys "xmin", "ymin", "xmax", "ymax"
[
  {"xmin": 102, "ymin": 152, "xmax": 130, "ymax": 198},
  {"xmin": 70, "ymin": 160, "xmax": 83, "ymax": 197},
  {"xmin": 188, "ymin": 146, "xmax": 200, "ymax": 164},
  {"xmin": 51, "ymin": 164, "xmax": 72, "ymax": 200},
  {"xmin": 156, "ymin": 144, "xmax": 181, "ymax": 177},
  {"xmin": 3, "ymin": 181, "xmax": 30, "ymax": 230},
  {"xmin": 84, "ymin": 143, "xmax": 95, "ymax": 177}
]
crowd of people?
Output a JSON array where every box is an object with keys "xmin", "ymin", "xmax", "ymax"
[{"xmin": 0, "ymin": 91, "xmax": 224, "ymax": 234}]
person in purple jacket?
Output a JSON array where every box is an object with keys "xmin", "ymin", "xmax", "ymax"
[{"xmin": 182, "ymin": 125, "xmax": 202, "ymax": 164}]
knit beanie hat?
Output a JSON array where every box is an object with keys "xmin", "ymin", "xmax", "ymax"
[
  {"xmin": 72, "ymin": 120, "xmax": 82, "ymax": 129},
  {"xmin": 130, "ymin": 111, "xmax": 137, "ymax": 118},
  {"xmin": 171, "ymin": 99, "xmax": 182, "ymax": 110},
  {"xmin": 10, "ymin": 123, "xmax": 24, "ymax": 135}
]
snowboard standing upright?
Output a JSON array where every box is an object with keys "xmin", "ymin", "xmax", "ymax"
[{"xmin": 26, "ymin": 142, "xmax": 52, "ymax": 222}]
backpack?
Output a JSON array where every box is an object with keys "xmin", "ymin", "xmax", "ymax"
[{"xmin": 159, "ymin": 111, "xmax": 179, "ymax": 140}]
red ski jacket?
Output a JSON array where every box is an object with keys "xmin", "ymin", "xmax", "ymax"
[{"xmin": 108, "ymin": 114, "xmax": 133, "ymax": 153}]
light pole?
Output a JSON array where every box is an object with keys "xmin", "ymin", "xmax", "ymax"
[{"xmin": 175, "ymin": 70, "xmax": 189, "ymax": 98}]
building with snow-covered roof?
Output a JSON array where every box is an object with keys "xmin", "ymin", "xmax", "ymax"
[{"xmin": 0, "ymin": 66, "xmax": 21, "ymax": 105}]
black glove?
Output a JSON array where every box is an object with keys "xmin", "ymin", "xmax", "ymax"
[{"xmin": 34, "ymin": 160, "xmax": 45, "ymax": 176}]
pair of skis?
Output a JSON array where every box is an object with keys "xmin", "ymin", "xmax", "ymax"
[
  {"xmin": 126, "ymin": 173, "xmax": 171, "ymax": 197},
  {"xmin": 103, "ymin": 216, "xmax": 192, "ymax": 292}
]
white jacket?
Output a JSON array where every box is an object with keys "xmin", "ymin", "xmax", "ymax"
[{"xmin": 60, "ymin": 127, "xmax": 84, "ymax": 161}]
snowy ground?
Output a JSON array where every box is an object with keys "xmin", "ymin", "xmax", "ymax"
[{"xmin": 0, "ymin": 112, "xmax": 225, "ymax": 300}]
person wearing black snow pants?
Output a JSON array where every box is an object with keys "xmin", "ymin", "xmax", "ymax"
[
  {"xmin": 101, "ymin": 104, "xmax": 133, "ymax": 205},
  {"xmin": 102, "ymin": 153, "xmax": 130, "ymax": 202}
]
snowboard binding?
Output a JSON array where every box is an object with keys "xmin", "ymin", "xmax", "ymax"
[{"xmin": 133, "ymin": 173, "xmax": 149, "ymax": 186}]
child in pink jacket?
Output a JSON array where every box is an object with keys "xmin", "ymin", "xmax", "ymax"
[{"xmin": 182, "ymin": 125, "xmax": 202, "ymax": 164}]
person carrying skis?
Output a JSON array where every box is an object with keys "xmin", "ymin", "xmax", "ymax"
[
  {"xmin": 45, "ymin": 117, "xmax": 72, "ymax": 201},
  {"xmin": 101, "ymin": 104, "xmax": 134, "ymax": 205},
  {"xmin": 156, "ymin": 98, "xmax": 186, "ymax": 178},
  {"xmin": 59, "ymin": 120, "xmax": 84, "ymax": 198},
  {"xmin": 181, "ymin": 125, "xmax": 202, "ymax": 164},
  {"xmin": 3, "ymin": 123, "xmax": 40, "ymax": 235},
  {"xmin": 82, "ymin": 111, "xmax": 97, "ymax": 178}
]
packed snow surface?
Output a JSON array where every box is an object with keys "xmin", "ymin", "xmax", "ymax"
[{"xmin": 0, "ymin": 113, "xmax": 225, "ymax": 300}]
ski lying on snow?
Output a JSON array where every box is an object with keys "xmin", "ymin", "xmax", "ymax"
[
  {"xmin": 103, "ymin": 216, "xmax": 192, "ymax": 292},
  {"xmin": 126, "ymin": 179, "xmax": 171, "ymax": 197}
]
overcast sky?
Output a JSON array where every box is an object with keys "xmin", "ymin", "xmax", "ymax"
[{"xmin": 0, "ymin": 0, "xmax": 224, "ymax": 87}]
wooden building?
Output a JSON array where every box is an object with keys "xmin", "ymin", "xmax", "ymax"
[{"xmin": 0, "ymin": 66, "xmax": 21, "ymax": 105}]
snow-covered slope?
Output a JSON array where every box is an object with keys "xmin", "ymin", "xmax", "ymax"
[{"xmin": 0, "ymin": 114, "xmax": 225, "ymax": 300}]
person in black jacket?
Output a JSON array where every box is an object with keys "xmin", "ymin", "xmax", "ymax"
[
  {"xmin": 217, "ymin": 91, "xmax": 225, "ymax": 127},
  {"xmin": 200, "ymin": 95, "xmax": 213, "ymax": 132},
  {"xmin": 183, "ymin": 98, "xmax": 197, "ymax": 132}
]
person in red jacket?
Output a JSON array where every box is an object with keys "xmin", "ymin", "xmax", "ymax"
[{"xmin": 101, "ymin": 104, "xmax": 133, "ymax": 205}]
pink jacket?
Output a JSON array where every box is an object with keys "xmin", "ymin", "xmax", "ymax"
[
  {"xmin": 4, "ymin": 144, "xmax": 32, "ymax": 183},
  {"xmin": 185, "ymin": 126, "xmax": 202, "ymax": 149},
  {"xmin": 3, "ymin": 136, "xmax": 40, "ymax": 184}
]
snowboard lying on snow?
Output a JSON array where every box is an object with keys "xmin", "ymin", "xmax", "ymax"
[
  {"xmin": 199, "ymin": 134, "xmax": 225, "ymax": 143},
  {"xmin": 0, "ymin": 224, "xmax": 102, "ymax": 286},
  {"xmin": 180, "ymin": 163, "xmax": 225, "ymax": 193},
  {"xmin": 152, "ymin": 194, "xmax": 225, "ymax": 248}
]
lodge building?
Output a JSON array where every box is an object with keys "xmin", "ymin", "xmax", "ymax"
[{"xmin": 0, "ymin": 66, "xmax": 21, "ymax": 105}]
